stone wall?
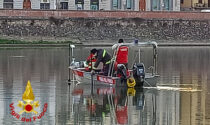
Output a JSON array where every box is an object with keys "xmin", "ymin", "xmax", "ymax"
[{"xmin": 0, "ymin": 10, "xmax": 210, "ymax": 42}]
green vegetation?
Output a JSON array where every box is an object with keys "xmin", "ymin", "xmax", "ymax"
[{"xmin": 0, "ymin": 38, "xmax": 74, "ymax": 44}]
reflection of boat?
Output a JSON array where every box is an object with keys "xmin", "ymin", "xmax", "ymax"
[
  {"xmin": 69, "ymin": 41, "xmax": 159, "ymax": 87},
  {"xmin": 71, "ymin": 84, "xmax": 147, "ymax": 125}
]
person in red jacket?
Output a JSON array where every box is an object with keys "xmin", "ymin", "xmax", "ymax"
[
  {"xmin": 85, "ymin": 53, "xmax": 97, "ymax": 71},
  {"xmin": 116, "ymin": 39, "xmax": 128, "ymax": 68},
  {"xmin": 112, "ymin": 39, "xmax": 129, "ymax": 78}
]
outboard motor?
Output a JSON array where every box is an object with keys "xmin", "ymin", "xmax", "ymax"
[{"xmin": 133, "ymin": 63, "xmax": 145, "ymax": 86}]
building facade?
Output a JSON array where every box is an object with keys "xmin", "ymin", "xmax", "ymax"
[
  {"xmin": 181, "ymin": 0, "xmax": 210, "ymax": 11},
  {"xmin": 146, "ymin": 0, "xmax": 180, "ymax": 11},
  {"xmin": 0, "ymin": 0, "xmax": 180, "ymax": 11}
]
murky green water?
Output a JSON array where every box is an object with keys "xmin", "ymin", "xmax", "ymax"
[{"xmin": 0, "ymin": 46, "xmax": 210, "ymax": 125}]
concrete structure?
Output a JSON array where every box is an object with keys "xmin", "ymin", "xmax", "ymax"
[
  {"xmin": 0, "ymin": 0, "xmax": 180, "ymax": 11},
  {"xmin": 0, "ymin": 10, "xmax": 210, "ymax": 42}
]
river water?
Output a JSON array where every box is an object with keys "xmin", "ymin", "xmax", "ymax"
[{"xmin": 0, "ymin": 46, "xmax": 210, "ymax": 125}]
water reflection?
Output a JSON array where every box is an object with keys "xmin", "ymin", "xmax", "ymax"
[
  {"xmin": 0, "ymin": 48, "xmax": 68, "ymax": 125},
  {"xmin": 68, "ymin": 84, "xmax": 147, "ymax": 125},
  {"xmin": 0, "ymin": 47, "xmax": 209, "ymax": 125}
]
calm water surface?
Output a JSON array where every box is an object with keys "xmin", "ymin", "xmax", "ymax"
[{"xmin": 0, "ymin": 46, "xmax": 210, "ymax": 125}]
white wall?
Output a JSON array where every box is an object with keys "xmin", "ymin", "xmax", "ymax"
[
  {"xmin": 50, "ymin": 0, "xmax": 56, "ymax": 9},
  {"xmin": 146, "ymin": 0, "xmax": 151, "ymax": 11},
  {"xmin": 122, "ymin": 0, "xmax": 126, "ymax": 10},
  {"xmin": 14, "ymin": 0, "xmax": 23, "ymax": 9},
  {"xmin": 84, "ymin": 0, "xmax": 90, "ymax": 10},
  {"xmin": 173, "ymin": 0, "xmax": 180, "ymax": 11},
  {"xmin": 31, "ymin": 0, "xmax": 40, "ymax": 9},
  {"xmin": 69, "ymin": 0, "xmax": 75, "ymax": 10},
  {"xmin": 99, "ymin": 0, "xmax": 111, "ymax": 10},
  {"xmin": 134, "ymin": 0, "xmax": 139, "ymax": 11}
]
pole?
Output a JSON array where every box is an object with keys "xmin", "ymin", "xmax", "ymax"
[
  {"xmin": 138, "ymin": 48, "xmax": 141, "ymax": 63},
  {"xmin": 68, "ymin": 44, "xmax": 75, "ymax": 84},
  {"xmin": 152, "ymin": 46, "xmax": 155, "ymax": 76},
  {"xmin": 68, "ymin": 44, "xmax": 71, "ymax": 83},
  {"xmin": 91, "ymin": 53, "xmax": 94, "ymax": 94},
  {"xmin": 153, "ymin": 45, "xmax": 158, "ymax": 75},
  {"xmin": 155, "ymin": 47, "xmax": 158, "ymax": 75}
]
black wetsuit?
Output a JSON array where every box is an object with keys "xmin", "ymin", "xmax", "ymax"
[{"xmin": 94, "ymin": 49, "xmax": 111, "ymax": 76}]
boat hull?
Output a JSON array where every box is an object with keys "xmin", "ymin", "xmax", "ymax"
[
  {"xmin": 70, "ymin": 68, "xmax": 158, "ymax": 87},
  {"xmin": 72, "ymin": 68, "xmax": 128, "ymax": 87}
]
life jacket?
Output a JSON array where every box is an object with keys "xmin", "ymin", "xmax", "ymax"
[
  {"xmin": 115, "ymin": 45, "xmax": 129, "ymax": 77},
  {"xmin": 116, "ymin": 46, "xmax": 128, "ymax": 64}
]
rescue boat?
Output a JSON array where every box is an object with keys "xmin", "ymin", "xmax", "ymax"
[{"xmin": 68, "ymin": 41, "xmax": 159, "ymax": 87}]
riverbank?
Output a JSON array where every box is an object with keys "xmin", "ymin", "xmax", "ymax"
[
  {"xmin": 1, "ymin": 10, "xmax": 210, "ymax": 42},
  {"xmin": 1, "ymin": 37, "xmax": 210, "ymax": 48},
  {"xmin": 0, "ymin": 37, "xmax": 74, "ymax": 44},
  {"xmin": 1, "ymin": 42, "xmax": 210, "ymax": 48},
  {"xmin": 0, "ymin": 37, "xmax": 76, "ymax": 48}
]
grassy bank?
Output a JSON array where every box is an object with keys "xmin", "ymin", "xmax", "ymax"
[{"xmin": 0, "ymin": 38, "xmax": 75, "ymax": 44}]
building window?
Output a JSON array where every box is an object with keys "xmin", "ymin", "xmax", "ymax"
[
  {"xmin": 181, "ymin": 0, "xmax": 183, "ymax": 4},
  {"xmin": 90, "ymin": 0, "xmax": 99, "ymax": 10},
  {"xmin": 3, "ymin": 0, "xmax": 13, "ymax": 9},
  {"xmin": 112, "ymin": 0, "xmax": 121, "ymax": 9},
  {"xmin": 75, "ymin": 0, "xmax": 84, "ymax": 10},
  {"xmin": 162, "ymin": 0, "xmax": 173, "ymax": 10},
  {"xmin": 40, "ymin": 3, "xmax": 50, "ymax": 9},
  {"xmin": 198, "ymin": 0, "xmax": 202, "ymax": 3},
  {"xmin": 126, "ymin": 0, "xmax": 131, "ymax": 9},
  {"xmin": 40, "ymin": 0, "xmax": 50, "ymax": 9},
  {"xmin": 151, "ymin": 0, "xmax": 160, "ymax": 10},
  {"xmin": 151, "ymin": 0, "xmax": 173, "ymax": 11},
  {"xmin": 60, "ymin": 2, "xmax": 68, "ymax": 9}
]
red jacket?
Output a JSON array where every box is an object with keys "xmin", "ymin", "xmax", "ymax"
[
  {"xmin": 116, "ymin": 46, "xmax": 128, "ymax": 64},
  {"xmin": 85, "ymin": 54, "xmax": 96, "ymax": 71},
  {"xmin": 86, "ymin": 54, "xmax": 96, "ymax": 63},
  {"xmin": 116, "ymin": 105, "xmax": 128, "ymax": 124}
]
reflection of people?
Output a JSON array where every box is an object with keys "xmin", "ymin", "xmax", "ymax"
[
  {"xmin": 115, "ymin": 87, "xmax": 128, "ymax": 124},
  {"xmin": 90, "ymin": 48, "xmax": 111, "ymax": 76},
  {"xmin": 87, "ymin": 98, "xmax": 96, "ymax": 115},
  {"xmin": 116, "ymin": 105, "xmax": 128, "ymax": 124}
]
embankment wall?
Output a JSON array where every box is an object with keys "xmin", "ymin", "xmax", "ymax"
[{"xmin": 0, "ymin": 10, "xmax": 210, "ymax": 42}]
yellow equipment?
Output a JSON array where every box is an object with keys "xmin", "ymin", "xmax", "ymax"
[
  {"xmin": 127, "ymin": 88, "xmax": 136, "ymax": 96},
  {"xmin": 127, "ymin": 77, "xmax": 136, "ymax": 88}
]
